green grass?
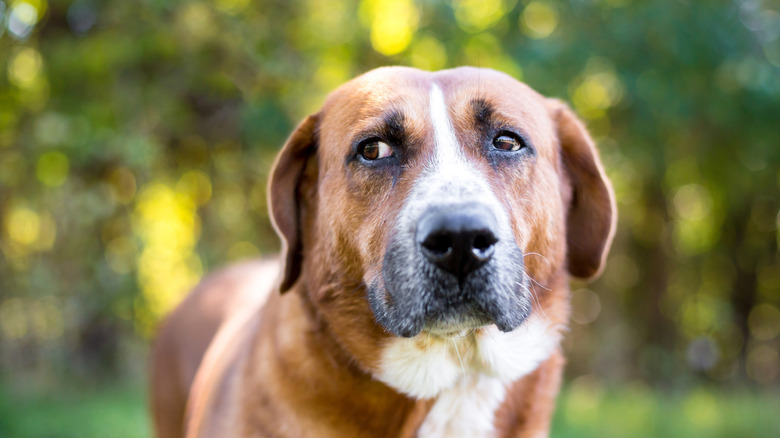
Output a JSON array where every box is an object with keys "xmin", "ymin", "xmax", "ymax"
[
  {"xmin": 0, "ymin": 382, "xmax": 151, "ymax": 438},
  {"xmin": 1, "ymin": 380, "xmax": 778, "ymax": 438},
  {"xmin": 553, "ymin": 382, "xmax": 780, "ymax": 438}
]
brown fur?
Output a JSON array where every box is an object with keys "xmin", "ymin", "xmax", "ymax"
[{"xmin": 150, "ymin": 67, "xmax": 615, "ymax": 438}]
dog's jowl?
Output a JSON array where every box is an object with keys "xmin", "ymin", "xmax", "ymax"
[{"xmin": 151, "ymin": 67, "xmax": 616, "ymax": 438}]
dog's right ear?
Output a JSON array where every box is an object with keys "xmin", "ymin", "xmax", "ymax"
[
  {"xmin": 547, "ymin": 99, "xmax": 616, "ymax": 280},
  {"xmin": 268, "ymin": 113, "xmax": 319, "ymax": 293}
]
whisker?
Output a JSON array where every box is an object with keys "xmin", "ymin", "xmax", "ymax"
[
  {"xmin": 452, "ymin": 338, "xmax": 466, "ymax": 378},
  {"xmin": 523, "ymin": 252, "xmax": 551, "ymax": 267},
  {"xmin": 462, "ymin": 329, "xmax": 478, "ymax": 356},
  {"xmin": 527, "ymin": 274, "xmax": 552, "ymax": 292},
  {"xmin": 528, "ymin": 282, "xmax": 551, "ymax": 323}
]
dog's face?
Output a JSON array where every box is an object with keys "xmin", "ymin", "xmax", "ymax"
[{"xmin": 269, "ymin": 67, "xmax": 615, "ymax": 398}]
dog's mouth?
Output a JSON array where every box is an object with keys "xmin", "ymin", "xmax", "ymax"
[
  {"xmin": 421, "ymin": 297, "xmax": 493, "ymax": 335},
  {"xmin": 367, "ymin": 253, "xmax": 532, "ymax": 338}
]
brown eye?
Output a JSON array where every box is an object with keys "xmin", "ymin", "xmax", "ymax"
[
  {"xmin": 359, "ymin": 140, "xmax": 393, "ymax": 161},
  {"xmin": 492, "ymin": 133, "xmax": 524, "ymax": 152}
]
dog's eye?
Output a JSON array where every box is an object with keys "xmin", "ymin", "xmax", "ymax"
[
  {"xmin": 492, "ymin": 133, "xmax": 525, "ymax": 152},
  {"xmin": 359, "ymin": 140, "xmax": 393, "ymax": 161}
]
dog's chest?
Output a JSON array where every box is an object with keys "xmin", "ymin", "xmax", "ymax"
[{"xmin": 417, "ymin": 375, "xmax": 506, "ymax": 438}]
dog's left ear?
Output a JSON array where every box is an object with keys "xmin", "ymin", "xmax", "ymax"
[
  {"xmin": 268, "ymin": 113, "xmax": 319, "ymax": 293},
  {"xmin": 547, "ymin": 99, "xmax": 617, "ymax": 280}
]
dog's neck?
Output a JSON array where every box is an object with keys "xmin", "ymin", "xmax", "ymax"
[
  {"xmin": 241, "ymin": 279, "xmax": 564, "ymax": 438},
  {"xmin": 240, "ymin": 288, "xmax": 428, "ymax": 437}
]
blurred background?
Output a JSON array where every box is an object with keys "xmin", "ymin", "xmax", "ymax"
[{"xmin": 1, "ymin": 0, "xmax": 779, "ymax": 436}]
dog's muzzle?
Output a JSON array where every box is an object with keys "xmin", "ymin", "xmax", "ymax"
[{"xmin": 369, "ymin": 203, "xmax": 532, "ymax": 338}]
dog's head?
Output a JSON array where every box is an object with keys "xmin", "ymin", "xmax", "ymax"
[{"xmin": 268, "ymin": 67, "xmax": 615, "ymax": 397}]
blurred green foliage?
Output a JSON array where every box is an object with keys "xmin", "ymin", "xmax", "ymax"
[{"xmin": 0, "ymin": 0, "xmax": 779, "ymax": 430}]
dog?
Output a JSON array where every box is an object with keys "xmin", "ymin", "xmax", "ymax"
[{"xmin": 150, "ymin": 66, "xmax": 616, "ymax": 438}]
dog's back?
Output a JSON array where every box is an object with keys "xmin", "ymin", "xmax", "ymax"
[{"xmin": 150, "ymin": 258, "xmax": 279, "ymax": 438}]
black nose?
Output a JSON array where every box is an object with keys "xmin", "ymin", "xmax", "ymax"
[{"xmin": 417, "ymin": 207, "xmax": 499, "ymax": 280}]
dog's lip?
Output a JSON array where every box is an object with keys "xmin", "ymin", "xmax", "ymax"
[
  {"xmin": 425, "ymin": 327, "xmax": 481, "ymax": 338},
  {"xmin": 423, "ymin": 321, "xmax": 490, "ymax": 338}
]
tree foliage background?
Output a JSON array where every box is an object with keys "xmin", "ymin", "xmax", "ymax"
[{"xmin": 1, "ymin": 0, "xmax": 779, "ymax": 435}]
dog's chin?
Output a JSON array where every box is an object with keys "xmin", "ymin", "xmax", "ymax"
[
  {"xmin": 367, "ymin": 274, "xmax": 532, "ymax": 338},
  {"xmin": 423, "ymin": 318, "xmax": 490, "ymax": 338}
]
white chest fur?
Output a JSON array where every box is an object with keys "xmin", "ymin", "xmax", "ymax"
[
  {"xmin": 376, "ymin": 316, "xmax": 562, "ymax": 437},
  {"xmin": 418, "ymin": 374, "xmax": 506, "ymax": 438}
]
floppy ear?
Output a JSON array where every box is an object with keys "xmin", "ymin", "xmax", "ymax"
[
  {"xmin": 548, "ymin": 100, "xmax": 617, "ymax": 280},
  {"xmin": 268, "ymin": 113, "xmax": 319, "ymax": 293}
]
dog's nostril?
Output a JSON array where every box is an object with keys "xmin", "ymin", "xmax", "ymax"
[
  {"xmin": 472, "ymin": 233, "xmax": 497, "ymax": 252},
  {"xmin": 422, "ymin": 233, "xmax": 453, "ymax": 257},
  {"xmin": 416, "ymin": 206, "xmax": 499, "ymax": 278}
]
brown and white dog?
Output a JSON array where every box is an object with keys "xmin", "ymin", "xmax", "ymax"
[{"xmin": 150, "ymin": 66, "xmax": 616, "ymax": 438}]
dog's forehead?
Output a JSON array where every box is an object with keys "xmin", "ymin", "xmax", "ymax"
[
  {"xmin": 318, "ymin": 67, "xmax": 555, "ymax": 156},
  {"xmin": 321, "ymin": 67, "xmax": 432, "ymax": 127}
]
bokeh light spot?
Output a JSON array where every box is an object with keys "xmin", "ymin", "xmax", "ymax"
[
  {"xmin": 686, "ymin": 337, "xmax": 719, "ymax": 371},
  {"xmin": 680, "ymin": 295, "xmax": 725, "ymax": 337},
  {"xmin": 671, "ymin": 184, "xmax": 720, "ymax": 255},
  {"xmin": 8, "ymin": 47, "xmax": 43, "ymax": 89},
  {"xmin": 672, "ymin": 184, "xmax": 712, "ymax": 221},
  {"xmin": 571, "ymin": 289, "xmax": 602, "ymax": 324},
  {"xmin": 178, "ymin": 2, "xmax": 216, "ymax": 44},
  {"xmin": 35, "ymin": 113, "xmax": 71, "ymax": 146},
  {"xmin": 409, "ymin": 36, "xmax": 448, "ymax": 71},
  {"xmin": 5, "ymin": 205, "xmax": 40, "ymax": 246},
  {"xmin": 748, "ymin": 304, "xmax": 780, "ymax": 341},
  {"xmin": 314, "ymin": 50, "xmax": 353, "ymax": 92},
  {"xmin": 682, "ymin": 390, "xmax": 721, "ymax": 429},
  {"xmin": 67, "ymin": 0, "xmax": 97, "ymax": 34},
  {"xmin": 133, "ymin": 182, "xmax": 203, "ymax": 333},
  {"xmin": 7, "ymin": 46, "xmax": 49, "ymax": 109},
  {"xmin": 746, "ymin": 344, "xmax": 780, "ymax": 383},
  {"xmin": 365, "ymin": 0, "xmax": 419, "ymax": 56},
  {"xmin": 453, "ymin": 0, "xmax": 508, "ymax": 34},
  {"xmin": 36, "ymin": 151, "xmax": 69, "ymax": 187},
  {"xmin": 572, "ymin": 72, "xmax": 622, "ymax": 118},
  {"xmin": 7, "ymin": 1, "xmax": 39, "ymax": 39},
  {"xmin": 461, "ymin": 33, "xmax": 523, "ymax": 80},
  {"xmin": 520, "ymin": 1, "xmax": 559, "ymax": 39},
  {"xmin": 570, "ymin": 58, "xmax": 624, "ymax": 119},
  {"xmin": 176, "ymin": 170, "xmax": 212, "ymax": 206}
]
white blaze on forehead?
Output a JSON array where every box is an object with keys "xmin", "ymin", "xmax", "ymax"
[
  {"xmin": 429, "ymin": 83, "xmax": 467, "ymax": 168},
  {"xmin": 417, "ymin": 83, "xmax": 510, "ymax": 232}
]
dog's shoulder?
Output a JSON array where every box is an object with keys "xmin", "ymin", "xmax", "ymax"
[{"xmin": 183, "ymin": 258, "xmax": 279, "ymax": 437}]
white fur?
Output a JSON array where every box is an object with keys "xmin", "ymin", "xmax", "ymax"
[
  {"xmin": 418, "ymin": 375, "xmax": 506, "ymax": 438},
  {"xmin": 376, "ymin": 335, "xmax": 461, "ymax": 399},
  {"xmin": 376, "ymin": 316, "xmax": 562, "ymax": 436},
  {"xmin": 429, "ymin": 84, "xmax": 465, "ymax": 168},
  {"xmin": 475, "ymin": 316, "xmax": 562, "ymax": 383},
  {"xmin": 377, "ymin": 315, "xmax": 561, "ymax": 398}
]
